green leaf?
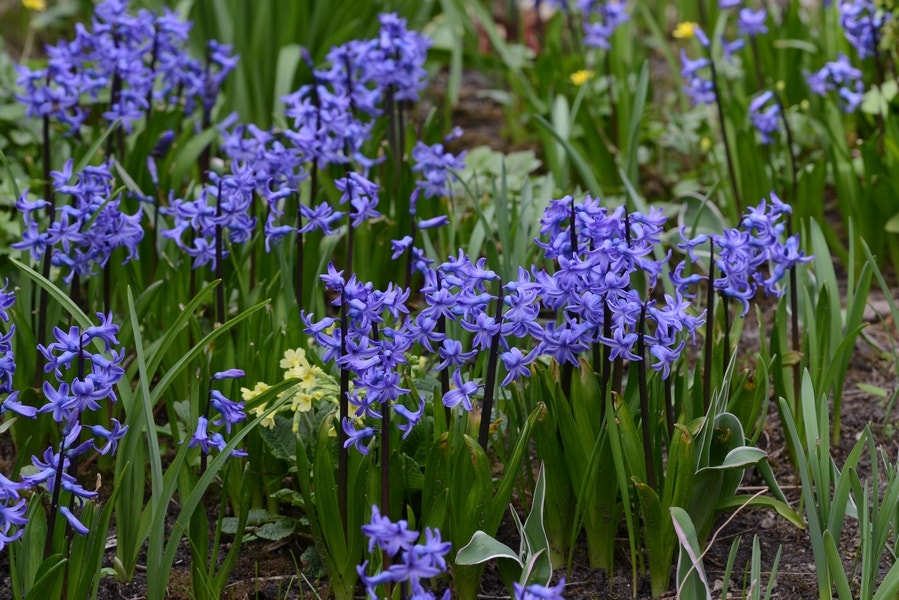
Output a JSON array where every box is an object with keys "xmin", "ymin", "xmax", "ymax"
[
  {"xmin": 671, "ymin": 507, "xmax": 712, "ymax": 600},
  {"xmin": 256, "ymin": 519, "xmax": 297, "ymax": 541},
  {"xmin": 856, "ymin": 382, "xmax": 888, "ymax": 398},
  {"xmin": 455, "ymin": 531, "xmax": 522, "ymax": 567},
  {"xmin": 698, "ymin": 446, "xmax": 767, "ymax": 472},
  {"xmin": 259, "ymin": 416, "xmax": 300, "ymax": 462}
]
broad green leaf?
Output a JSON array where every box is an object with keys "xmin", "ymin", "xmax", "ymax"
[{"xmin": 455, "ymin": 531, "xmax": 522, "ymax": 566}]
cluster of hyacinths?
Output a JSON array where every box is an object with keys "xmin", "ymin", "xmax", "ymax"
[
  {"xmin": 161, "ymin": 12, "xmax": 460, "ymax": 289},
  {"xmin": 13, "ymin": 159, "xmax": 144, "ymax": 283},
  {"xmin": 0, "ymin": 285, "xmax": 23, "ymax": 551},
  {"xmin": 0, "ymin": 288, "xmax": 128, "ymax": 548},
  {"xmin": 838, "ymin": 0, "xmax": 889, "ymax": 60},
  {"xmin": 675, "ymin": 1, "xmax": 772, "ymax": 108},
  {"xmin": 190, "ymin": 368, "xmax": 247, "ymax": 457},
  {"xmin": 674, "ymin": 22, "xmax": 714, "ymax": 107},
  {"xmin": 15, "ymin": 0, "xmax": 236, "ymax": 134},
  {"xmin": 358, "ymin": 505, "xmax": 452, "ymax": 600},
  {"xmin": 806, "ymin": 53, "xmax": 865, "ymax": 113},
  {"xmin": 806, "ymin": 1, "xmax": 892, "ymax": 113},
  {"xmin": 579, "ymin": 0, "xmax": 629, "ymax": 50},
  {"xmin": 160, "ymin": 164, "xmax": 257, "ymax": 269},
  {"xmin": 683, "ymin": 193, "xmax": 810, "ymax": 313},
  {"xmin": 357, "ymin": 502, "xmax": 564, "ymax": 600},
  {"xmin": 300, "ymin": 191, "xmax": 807, "ymax": 452}
]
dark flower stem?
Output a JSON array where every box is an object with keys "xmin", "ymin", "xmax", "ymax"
[
  {"xmin": 870, "ymin": 22, "xmax": 886, "ymax": 153},
  {"xmin": 367, "ymin": 323, "xmax": 390, "ymax": 520},
  {"xmin": 787, "ymin": 215, "xmax": 801, "ymax": 409},
  {"xmin": 703, "ymin": 240, "xmax": 716, "ymax": 412},
  {"xmin": 44, "ymin": 438, "xmax": 67, "ymax": 560},
  {"xmin": 600, "ymin": 297, "xmax": 612, "ymax": 425},
  {"xmin": 338, "ymin": 288, "xmax": 349, "ymax": 528},
  {"xmin": 36, "ymin": 111, "xmax": 55, "ymax": 387},
  {"xmin": 435, "ymin": 272, "xmax": 451, "ymax": 426},
  {"xmin": 214, "ymin": 180, "xmax": 225, "ymax": 326},
  {"xmin": 664, "ymin": 379, "xmax": 675, "ymax": 442},
  {"xmin": 636, "ymin": 302, "xmax": 656, "ymax": 489},
  {"xmin": 478, "ymin": 279, "xmax": 504, "ymax": 449},
  {"xmin": 721, "ymin": 293, "xmax": 730, "ymax": 374},
  {"xmin": 698, "ymin": 1, "xmax": 742, "ymax": 215},
  {"xmin": 200, "ymin": 375, "xmax": 215, "ymax": 476},
  {"xmin": 562, "ymin": 196, "xmax": 579, "ymax": 399},
  {"xmin": 405, "ymin": 220, "xmax": 417, "ymax": 293},
  {"xmin": 295, "ymin": 190, "xmax": 304, "ymax": 316}
]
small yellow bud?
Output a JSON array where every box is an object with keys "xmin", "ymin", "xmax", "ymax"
[
  {"xmin": 800, "ymin": 99, "xmax": 810, "ymax": 111},
  {"xmin": 775, "ymin": 80, "xmax": 785, "ymax": 93},
  {"xmin": 673, "ymin": 22, "xmax": 698, "ymax": 39},
  {"xmin": 570, "ymin": 69, "xmax": 595, "ymax": 86},
  {"xmin": 700, "ymin": 137, "xmax": 712, "ymax": 152},
  {"xmin": 23, "ymin": 0, "xmax": 47, "ymax": 11}
]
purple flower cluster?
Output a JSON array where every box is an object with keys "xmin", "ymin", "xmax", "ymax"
[
  {"xmin": 411, "ymin": 141, "xmax": 467, "ymax": 200},
  {"xmin": 303, "ymin": 268, "xmax": 415, "ymax": 452},
  {"xmin": 189, "ymin": 369, "xmax": 247, "ymax": 456},
  {"xmin": 0, "ymin": 284, "xmax": 16, "ymax": 406},
  {"xmin": 358, "ymin": 505, "xmax": 451, "ymax": 600},
  {"xmin": 805, "ymin": 54, "xmax": 865, "ymax": 113},
  {"xmin": 160, "ymin": 164, "xmax": 258, "ymax": 269},
  {"xmin": 0, "ymin": 312, "xmax": 129, "ymax": 540},
  {"xmin": 737, "ymin": 8, "xmax": 768, "ymax": 37},
  {"xmin": 13, "ymin": 160, "xmax": 144, "ymax": 283},
  {"xmin": 15, "ymin": 0, "xmax": 236, "ymax": 135},
  {"xmin": 581, "ymin": 0, "xmax": 630, "ymax": 50},
  {"xmin": 535, "ymin": 198, "xmax": 702, "ymax": 378},
  {"xmin": 514, "ymin": 579, "xmax": 567, "ymax": 600},
  {"xmin": 748, "ymin": 90, "xmax": 781, "ymax": 144},
  {"xmin": 220, "ymin": 12, "xmax": 433, "ymax": 252},
  {"xmin": 676, "ymin": 193, "xmax": 812, "ymax": 316},
  {"xmin": 280, "ymin": 12, "xmax": 431, "ymax": 167},
  {"xmin": 680, "ymin": 50, "xmax": 715, "ymax": 106},
  {"xmin": 839, "ymin": 0, "xmax": 888, "ymax": 60},
  {"xmin": 0, "ymin": 288, "xmax": 27, "ymax": 551}
]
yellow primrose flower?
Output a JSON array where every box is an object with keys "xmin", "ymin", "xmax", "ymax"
[
  {"xmin": 241, "ymin": 381, "xmax": 271, "ymax": 401},
  {"xmin": 284, "ymin": 363, "xmax": 311, "ymax": 381},
  {"xmin": 570, "ymin": 69, "xmax": 595, "ymax": 86},
  {"xmin": 673, "ymin": 22, "xmax": 698, "ymax": 39},
  {"xmin": 291, "ymin": 392, "xmax": 313, "ymax": 413},
  {"xmin": 252, "ymin": 403, "xmax": 277, "ymax": 429},
  {"xmin": 279, "ymin": 347, "xmax": 308, "ymax": 371},
  {"xmin": 23, "ymin": 0, "xmax": 47, "ymax": 11}
]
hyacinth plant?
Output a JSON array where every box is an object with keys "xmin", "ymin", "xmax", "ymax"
[{"xmin": 2, "ymin": 0, "xmax": 898, "ymax": 599}]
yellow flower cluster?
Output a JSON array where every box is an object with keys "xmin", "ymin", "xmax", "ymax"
[
  {"xmin": 570, "ymin": 69, "xmax": 595, "ymax": 86},
  {"xmin": 23, "ymin": 0, "xmax": 47, "ymax": 11},
  {"xmin": 241, "ymin": 347, "xmax": 337, "ymax": 430},
  {"xmin": 673, "ymin": 22, "xmax": 699, "ymax": 39}
]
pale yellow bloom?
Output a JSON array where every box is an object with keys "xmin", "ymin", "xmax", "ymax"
[
  {"xmin": 284, "ymin": 363, "xmax": 311, "ymax": 381},
  {"xmin": 241, "ymin": 381, "xmax": 271, "ymax": 401},
  {"xmin": 570, "ymin": 69, "xmax": 595, "ymax": 86},
  {"xmin": 23, "ymin": 0, "xmax": 47, "ymax": 11},
  {"xmin": 279, "ymin": 347, "xmax": 308, "ymax": 371},
  {"xmin": 252, "ymin": 403, "xmax": 277, "ymax": 429},
  {"xmin": 673, "ymin": 22, "xmax": 698, "ymax": 39},
  {"xmin": 291, "ymin": 392, "xmax": 313, "ymax": 413},
  {"xmin": 700, "ymin": 137, "xmax": 712, "ymax": 152}
]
